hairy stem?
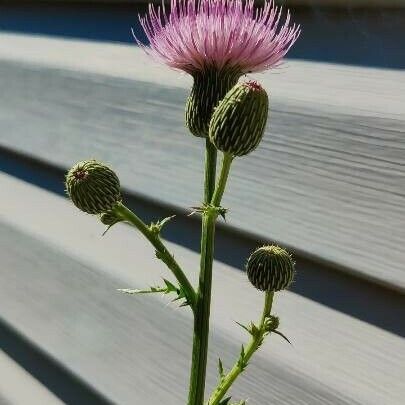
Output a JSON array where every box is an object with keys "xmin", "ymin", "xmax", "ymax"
[
  {"xmin": 188, "ymin": 147, "xmax": 234, "ymax": 405},
  {"xmin": 207, "ymin": 292, "xmax": 275, "ymax": 405},
  {"xmin": 113, "ymin": 202, "xmax": 196, "ymax": 309}
]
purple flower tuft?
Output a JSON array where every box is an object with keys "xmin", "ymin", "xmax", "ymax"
[{"xmin": 136, "ymin": 0, "xmax": 301, "ymax": 75}]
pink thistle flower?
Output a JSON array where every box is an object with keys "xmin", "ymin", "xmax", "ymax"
[
  {"xmin": 136, "ymin": 0, "xmax": 300, "ymax": 137},
  {"xmin": 137, "ymin": 0, "xmax": 300, "ymax": 75}
]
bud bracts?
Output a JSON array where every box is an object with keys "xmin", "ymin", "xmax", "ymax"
[
  {"xmin": 209, "ymin": 81, "xmax": 269, "ymax": 157},
  {"xmin": 100, "ymin": 211, "xmax": 121, "ymax": 226},
  {"xmin": 246, "ymin": 245, "xmax": 295, "ymax": 292},
  {"xmin": 186, "ymin": 68, "xmax": 240, "ymax": 137},
  {"xmin": 65, "ymin": 160, "xmax": 121, "ymax": 214}
]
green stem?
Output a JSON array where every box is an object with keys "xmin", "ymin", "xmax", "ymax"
[
  {"xmin": 204, "ymin": 139, "xmax": 218, "ymax": 203},
  {"xmin": 188, "ymin": 212, "xmax": 216, "ymax": 405},
  {"xmin": 188, "ymin": 149, "xmax": 234, "ymax": 405},
  {"xmin": 188, "ymin": 141, "xmax": 217, "ymax": 405},
  {"xmin": 211, "ymin": 153, "xmax": 233, "ymax": 207},
  {"xmin": 113, "ymin": 202, "xmax": 196, "ymax": 309},
  {"xmin": 208, "ymin": 292, "xmax": 275, "ymax": 405}
]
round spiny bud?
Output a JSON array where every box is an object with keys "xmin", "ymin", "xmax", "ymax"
[
  {"xmin": 65, "ymin": 160, "xmax": 121, "ymax": 214},
  {"xmin": 246, "ymin": 245, "xmax": 295, "ymax": 292},
  {"xmin": 185, "ymin": 67, "xmax": 240, "ymax": 137},
  {"xmin": 209, "ymin": 81, "xmax": 269, "ymax": 156}
]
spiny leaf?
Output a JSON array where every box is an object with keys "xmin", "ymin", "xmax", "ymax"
[
  {"xmin": 117, "ymin": 286, "xmax": 167, "ymax": 295},
  {"xmin": 217, "ymin": 206, "xmax": 228, "ymax": 222},
  {"xmin": 240, "ymin": 344, "xmax": 245, "ymax": 359},
  {"xmin": 219, "ymin": 397, "xmax": 232, "ymax": 405},
  {"xmin": 163, "ymin": 278, "xmax": 179, "ymax": 294},
  {"xmin": 250, "ymin": 322, "xmax": 260, "ymax": 336},
  {"xmin": 171, "ymin": 286, "xmax": 186, "ymax": 301},
  {"xmin": 235, "ymin": 321, "xmax": 251, "ymax": 334},
  {"xmin": 150, "ymin": 215, "xmax": 176, "ymax": 234},
  {"xmin": 237, "ymin": 344, "xmax": 247, "ymax": 369},
  {"xmin": 118, "ymin": 278, "xmax": 179, "ymax": 297},
  {"xmin": 218, "ymin": 358, "xmax": 225, "ymax": 380},
  {"xmin": 236, "ymin": 321, "xmax": 259, "ymax": 337},
  {"xmin": 169, "ymin": 284, "xmax": 192, "ymax": 308},
  {"xmin": 188, "ymin": 204, "xmax": 205, "ymax": 217},
  {"xmin": 189, "ymin": 204, "xmax": 227, "ymax": 220},
  {"xmin": 157, "ymin": 214, "xmax": 176, "ymax": 228},
  {"xmin": 119, "ymin": 279, "xmax": 191, "ymax": 308},
  {"xmin": 273, "ymin": 330, "xmax": 292, "ymax": 345}
]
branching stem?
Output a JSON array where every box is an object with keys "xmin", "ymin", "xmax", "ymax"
[
  {"xmin": 212, "ymin": 153, "xmax": 233, "ymax": 207},
  {"xmin": 113, "ymin": 202, "xmax": 196, "ymax": 310},
  {"xmin": 207, "ymin": 292, "xmax": 275, "ymax": 405}
]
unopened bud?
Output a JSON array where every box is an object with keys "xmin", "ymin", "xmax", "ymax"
[
  {"xmin": 246, "ymin": 245, "xmax": 295, "ymax": 292},
  {"xmin": 65, "ymin": 160, "xmax": 121, "ymax": 214},
  {"xmin": 209, "ymin": 81, "xmax": 268, "ymax": 156}
]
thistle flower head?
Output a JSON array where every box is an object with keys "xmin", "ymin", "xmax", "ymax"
[{"xmin": 137, "ymin": 0, "xmax": 301, "ymax": 75}]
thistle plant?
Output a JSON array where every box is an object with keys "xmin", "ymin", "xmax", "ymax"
[{"xmin": 66, "ymin": 0, "xmax": 300, "ymax": 403}]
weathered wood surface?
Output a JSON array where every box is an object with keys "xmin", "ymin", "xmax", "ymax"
[
  {"xmin": 0, "ymin": 350, "xmax": 63, "ymax": 405},
  {"xmin": 0, "ymin": 33, "xmax": 404, "ymax": 291},
  {"xmin": 0, "ymin": 171, "xmax": 404, "ymax": 405}
]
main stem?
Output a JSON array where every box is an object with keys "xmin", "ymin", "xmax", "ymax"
[
  {"xmin": 188, "ymin": 139, "xmax": 218, "ymax": 405},
  {"xmin": 204, "ymin": 139, "xmax": 218, "ymax": 203},
  {"xmin": 208, "ymin": 292, "xmax": 275, "ymax": 405}
]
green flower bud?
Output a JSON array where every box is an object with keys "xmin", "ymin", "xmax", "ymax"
[
  {"xmin": 185, "ymin": 67, "xmax": 240, "ymax": 137},
  {"xmin": 209, "ymin": 81, "xmax": 269, "ymax": 156},
  {"xmin": 65, "ymin": 160, "xmax": 121, "ymax": 214},
  {"xmin": 246, "ymin": 245, "xmax": 295, "ymax": 292}
]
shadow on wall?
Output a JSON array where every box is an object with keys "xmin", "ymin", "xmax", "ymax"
[{"xmin": 0, "ymin": 2, "xmax": 404, "ymax": 69}]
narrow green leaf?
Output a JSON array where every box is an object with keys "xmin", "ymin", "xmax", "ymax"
[
  {"xmin": 235, "ymin": 321, "xmax": 251, "ymax": 335},
  {"xmin": 218, "ymin": 358, "xmax": 225, "ymax": 379},
  {"xmin": 273, "ymin": 330, "xmax": 292, "ymax": 345},
  {"xmin": 157, "ymin": 215, "xmax": 176, "ymax": 229},
  {"xmin": 237, "ymin": 344, "xmax": 247, "ymax": 369},
  {"xmin": 249, "ymin": 321, "xmax": 260, "ymax": 337},
  {"xmin": 240, "ymin": 344, "xmax": 245, "ymax": 359},
  {"xmin": 118, "ymin": 286, "xmax": 166, "ymax": 295},
  {"xmin": 163, "ymin": 278, "xmax": 178, "ymax": 293}
]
